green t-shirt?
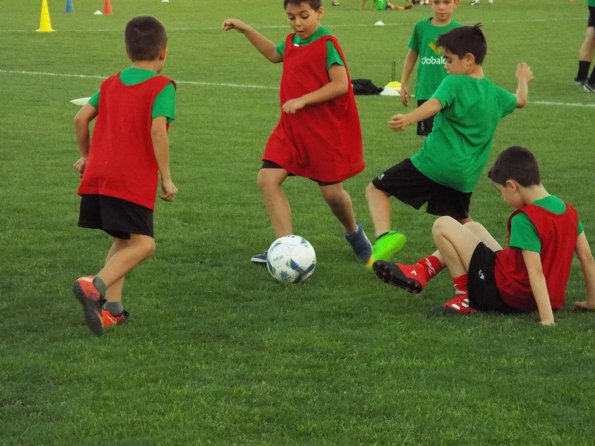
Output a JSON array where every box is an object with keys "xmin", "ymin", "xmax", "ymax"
[
  {"xmin": 276, "ymin": 26, "xmax": 345, "ymax": 70},
  {"xmin": 510, "ymin": 195, "xmax": 584, "ymax": 253},
  {"xmin": 363, "ymin": 0, "xmax": 388, "ymax": 10},
  {"xmin": 89, "ymin": 67, "xmax": 176, "ymax": 122},
  {"xmin": 411, "ymin": 74, "xmax": 517, "ymax": 192},
  {"xmin": 408, "ymin": 18, "xmax": 462, "ymax": 100},
  {"xmin": 589, "ymin": 0, "xmax": 595, "ymax": 8}
]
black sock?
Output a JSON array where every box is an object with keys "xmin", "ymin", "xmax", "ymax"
[
  {"xmin": 576, "ymin": 60, "xmax": 591, "ymax": 81},
  {"xmin": 588, "ymin": 67, "xmax": 595, "ymax": 85}
]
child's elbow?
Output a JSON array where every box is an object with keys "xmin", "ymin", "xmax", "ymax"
[{"xmin": 516, "ymin": 97, "xmax": 528, "ymax": 108}]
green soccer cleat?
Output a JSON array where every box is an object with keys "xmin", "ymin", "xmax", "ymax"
[{"xmin": 365, "ymin": 231, "xmax": 407, "ymax": 270}]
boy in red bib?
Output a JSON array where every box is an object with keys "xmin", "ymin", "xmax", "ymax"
[
  {"xmin": 72, "ymin": 16, "xmax": 177, "ymax": 336},
  {"xmin": 373, "ymin": 146, "xmax": 595, "ymax": 325},
  {"xmin": 223, "ymin": 0, "xmax": 372, "ymax": 265}
]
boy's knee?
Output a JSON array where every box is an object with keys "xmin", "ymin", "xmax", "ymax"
[{"xmin": 432, "ymin": 216, "xmax": 457, "ymax": 237}]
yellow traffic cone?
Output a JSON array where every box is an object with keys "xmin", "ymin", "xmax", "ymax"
[{"xmin": 37, "ymin": 0, "xmax": 55, "ymax": 32}]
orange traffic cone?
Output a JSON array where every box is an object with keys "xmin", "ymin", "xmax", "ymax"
[{"xmin": 103, "ymin": 0, "xmax": 112, "ymax": 14}]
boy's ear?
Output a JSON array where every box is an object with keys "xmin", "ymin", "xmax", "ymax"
[
  {"xmin": 505, "ymin": 179, "xmax": 519, "ymax": 191},
  {"xmin": 464, "ymin": 52, "xmax": 476, "ymax": 66},
  {"xmin": 159, "ymin": 47, "xmax": 168, "ymax": 61}
]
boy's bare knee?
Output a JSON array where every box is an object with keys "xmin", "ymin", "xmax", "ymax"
[{"xmin": 432, "ymin": 216, "xmax": 456, "ymax": 237}]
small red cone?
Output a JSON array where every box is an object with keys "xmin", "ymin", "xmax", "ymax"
[{"xmin": 103, "ymin": 0, "xmax": 112, "ymax": 14}]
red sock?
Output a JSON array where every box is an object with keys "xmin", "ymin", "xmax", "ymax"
[
  {"xmin": 443, "ymin": 274, "xmax": 476, "ymax": 314},
  {"xmin": 415, "ymin": 255, "xmax": 443, "ymax": 283}
]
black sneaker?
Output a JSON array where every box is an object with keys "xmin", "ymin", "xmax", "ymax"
[
  {"xmin": 251, "ymin": 251, "xmax": 267, "ymax": 265},
  {"xmin": 574, "ymin": 77, "xmax": 587, "ymax": 86},
  {"xmin": 584, "ymin": 82, "xmax": 595, "ymax": 93}
]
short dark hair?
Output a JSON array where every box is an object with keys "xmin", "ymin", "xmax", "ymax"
[
  {"xmin": 488, "ymin": 146, "xmax": 541, "ymax": 187},
  {"xmin": 436, "ymin": 24, "xmax": 487, "ymax": 64},
  {"xmin": 284, "ymin": 0, "xmax": 322, "ymax": 10},
  {"xmin": 125, "ymin": 16, "xmax": 167, "ymax": 61}
]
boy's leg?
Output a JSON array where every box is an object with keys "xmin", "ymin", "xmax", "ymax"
[
  {"xmin": 257, "ymin": 168, "xmax": 291, "ymax": 238},
  {"xmin": 96, "ymin": 234, "xmax": 156, "ymax": 288},
  {"xmin": 319, "ymin": 183, "xmax": 372, "ymax": 262},
  {"xmin": 577, "ymin": 21, "xmax": 595, "ymax": 83},
  {"xmin": 463, "ymin": 221, "xmax": 503, "ymax": 252},
  {"xmin": 365, "ymin": 183, "xmax": 393, "ymax": 238},
  {"xmin": 432, "ymin": 216, "xmax": 481, "ymax": 276},
  {"xmin": 373, "ymin": 251, "xmax": 443, "ymax": 293}
]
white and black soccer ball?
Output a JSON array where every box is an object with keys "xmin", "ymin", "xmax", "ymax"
[{"xmin": 266, "ymin": 235, "xmax": 316, "ymax": 283}]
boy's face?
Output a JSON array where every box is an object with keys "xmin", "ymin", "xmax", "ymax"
[
  {"xmin": 494, "ymin": 182, "xmax": 523, "ymax": 209},
  {"xmin": 285, "ymin": 2, "xmax": 323, "ymax": 39},
  {"xmin": 431, "ymin": 0, "xmax": 459, "ymax": 23},
  {"xmin": 442, "ymin": 49, "xmax": 473, "ymax": 75}
]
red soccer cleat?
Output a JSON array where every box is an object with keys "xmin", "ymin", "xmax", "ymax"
[
  {"xmin": 101, "ymin": 309, "xmax": 129, "ymax": 328},
  {"xmin": 373, "ymin": 261, "xmax": 425, "ymax": 294},
  {"xmin": 73, "ymin": 276, "xmax": 104, "ymax": 336}
]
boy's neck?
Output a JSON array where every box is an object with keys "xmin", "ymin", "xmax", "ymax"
[
  {"xmin": 431, "ymin": 17, "xmax": 452, "ymax": 27},
  {"xmin": 466, "ymin": 65, "xmax": 484, "ymax": 79},
  {"xmin": 131, "ymin": 60, "xmax": 162, "ymax": 73},
  {"xmin": 520, "ymin": 184, "xmax": 549, "ymax": 205}
]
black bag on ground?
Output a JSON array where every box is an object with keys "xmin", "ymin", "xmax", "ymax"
[{"xmin": 351, "ymin": 79, "xmax": 383, "ymax": 95}]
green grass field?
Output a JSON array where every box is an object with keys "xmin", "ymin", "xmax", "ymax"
[{"xmin": 1, "ymin": 0, "xmax": 595, "ymax": 444}]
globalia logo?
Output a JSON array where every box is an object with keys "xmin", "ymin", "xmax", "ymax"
[{"xmin": 421, "ymin": 55, "xmax": 446, "ymax": 65}]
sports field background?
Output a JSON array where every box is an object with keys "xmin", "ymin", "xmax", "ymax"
[{"xmin": 1, "ymin": 0, "xmax": 594, "ymax": 444}]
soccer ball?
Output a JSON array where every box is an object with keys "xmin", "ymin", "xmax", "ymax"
[{"xmin": 266, "ymin": 235, "xmax": 316, "ymax": 283}]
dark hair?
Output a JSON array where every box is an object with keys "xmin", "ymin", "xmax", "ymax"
[
  {"xmin": 125, "ymin": 16, "xmax": 167, "ymax": 61},
  {"xmin": 284, "ymin": 0, "xmax": 322, "ymax": 10},
  {"xmin": 436, "ymin": 24, "xmax": 487, "ymax": 64},
  {"xmin": 488, "ymin": 146, "xmax": 541, "ymax": 187}
]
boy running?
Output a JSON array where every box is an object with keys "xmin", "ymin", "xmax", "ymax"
[
  {"xmin": 223, "ymin": 0, "xmax": 372, "ymax": 265},
  {"xmin": 373, "ymin": 146, "xmax": 595, "ymax": 325},
  {"xmin": 72, "ymin": 16, "xmax": 177, "ymax": 336},
  {"xmin": 365, "ymin": 24, "xmax": 533, "ymax": 267}
]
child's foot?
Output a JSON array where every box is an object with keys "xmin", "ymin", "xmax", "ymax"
[
  {"xmin": 345, "ymin": 224, "xmax": 373, "ymax": 263},
  {"xmin": 574, "ymin": 77, "xmax": 587, "ymax": 86},
  {"xmin": 251, "ymin": 251, "xmax": 268, "ymax": 265},
  {"xmin": 332, "ymin": 0, "xmax": 340, "ymax": 5},
  {"xmin": 470, "ymin": 0, "xmax": 479, "ymax": 4},
  {"xmin": 431, "ymin": 293, "xmax": 477, "ymax": 315},
  {"xmin": 372, "ymin": 261, "xmax": 424, "ymax": 294},
  {"xmin": 584, "ymin": 82, "xmax": 595, "ymax": 93},
  {"xmin": 405, "ymin": 3, "xmax": 413, "ymax": 9},
  {"xmin": 101, "ymin": 309, "xmax": 129, "ymax": 328},
  {"xmin": 73, "ymin": 276, "xmax": 104, "ymax": 336},
  {"xmin": 365, "ymin": 231, "xmax": 406, "ymax": 270}
]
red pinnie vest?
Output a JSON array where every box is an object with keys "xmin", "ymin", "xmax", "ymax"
[
  {"xmin": 263, "ymin": 34, "xmax": 364, "ymax": 182},
  {"xmin": 495, "ymin": 202, "xmax": 579, "ymax": 311},
  {"xmin": 78, "ymin": 74, "xmax": 174, "ymax": 210}
]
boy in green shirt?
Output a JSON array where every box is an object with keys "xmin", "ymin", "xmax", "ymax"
[
  {"xmin": 400, "ymin": 0, "xmax": 461, "ymax": 136},
  {"xmin": 360, "ymin": 0, "xmax": 413, "ymax": 10},
  {"xmin": 364, "ymin": 24, "xmax": 533, "ymax": 268}
]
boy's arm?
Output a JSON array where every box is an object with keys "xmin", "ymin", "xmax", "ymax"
[
  {"xmin": 281, "ymin": 63, "xmax": 348, "ymax": 114},
  {"xmin": 574, "ymin": 232, "xmax": 595, "ymax": 310},
  {"xmin": 151, "ymin": 116, "xmax": 177, "ymax": 202},
  {"xmin": 222, "ymin": 18, "xmax": 282, "ymax": 63},
  {"xmin": 400, "ymin": 49, "xmax": 418, "ymax": 106},
  {"xmin": 73, "ymin": 103, "xmax": 98, "ymax": 175},
  {"xmin": 522, "ymin": 250, "xmax": 555, "ymax": 326},
  {"xmin": 515, "ymin": 62, "xmax": 533, "ymax": 108},
  {"xmin": 387, "ymin": 98, "xmax": 442, "ymax": 132}
]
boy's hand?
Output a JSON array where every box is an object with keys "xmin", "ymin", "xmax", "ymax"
[
  {"xmin": 388, "ymin": 113, "xmax": 409, "ymax": 131},
  {"xmin": 516, "ymin": 62, "xmax": 533, "ymax": 82},
  {"xmin": 575, "ymin": 301, "xmax": 595, "ymax": 311},
  {"xmin": 73, "ymin": 156, "xmax": 87, "ymax": 176},
  {"xmin": 222, "ymin": 18, "xmax": 248, "ymax": 33},
  {"xmin": 160, "ymin": 178, "xmax": 178, "ymax": 202},
  {"xmin": 282, "ymin": 98, "xmax": 306, "ymax": 114},
  {"xmin": 400, "ymin": 85, "xmax": 410, "ymax": 107}
]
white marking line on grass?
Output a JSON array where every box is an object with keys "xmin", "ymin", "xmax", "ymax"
[
  {"xmin": 0, "ymin": 68, "xmax": 277, "ymax": 90},
  {"xmin": 1, "ymin": 68, "xmax": 594, "ymax": 107},
  {"xmin": 0, "ymin": 17, "xmax": 583, "ymax": 33}
]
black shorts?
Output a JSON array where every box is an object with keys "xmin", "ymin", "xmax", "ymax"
[
  {"xmin": 468, "ymin": 243, "xmax": 515, "ymax": 313},
  {"xmin": 371, "ymin": 158, "xmax": 471, "ymax": 220},
  {"xmin": 588, "ymin": 6, "xmax": 595, "ymax": 28},
  {"xmin": 261, "ymin": 160, "xmax": 339, "ymax": 186},
  {"xmin": 78, "ymin": 194, "xmax": 154, "ymax": 239},
  {"xmin": 416, "ymin": 100, "xmax": 434, "ymax": 136}
]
